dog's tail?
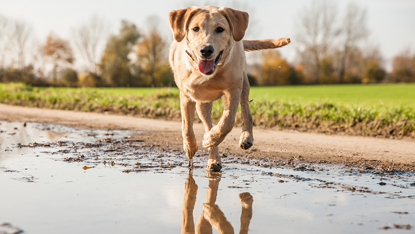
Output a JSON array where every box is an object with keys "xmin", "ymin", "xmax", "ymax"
[{"xmin": 243, "ymin": 38, "xmax": 291, "ymax": 52}]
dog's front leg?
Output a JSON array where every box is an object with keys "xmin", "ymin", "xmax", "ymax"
[
  {"xmin": 202, "ymin": 89, "xmax": 241, "ymax": 149},
  {"xmin": 180, "ymin": 92, "xmax": 198, "ymax": 168},
  {"xmin": 196, "ymin": 102, "xmax": 221, "ymax": 171},
  {"xmin": 181, "ymin": 174, "xmax": 198, "ymax": 234}
]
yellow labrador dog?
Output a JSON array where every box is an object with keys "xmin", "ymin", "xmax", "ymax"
[{"xmin": 169, "ymin": 6, "xmax": 290, "ymax": 171}]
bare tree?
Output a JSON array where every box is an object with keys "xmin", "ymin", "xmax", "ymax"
[
  {"xmin": 10, "ymin": 20, "xmax": 33, "ymax": 69},
  {"xmin": 295, "ymin": 0, "xmax": 341, "ymax": 83},
  {"xmin": 337, "ymin": 3, "xmax": 368, "ymax": 83},
  {"xmin": 72, "ymin": 14, "xmax": 108, "ymax": 73},
  {"xmin": 0, "ymin": 14, "xmax": 10, "ymax": 68}
]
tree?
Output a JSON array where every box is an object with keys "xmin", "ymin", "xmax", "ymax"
[
  {"xmin": 363, "ymin": 60, "xmax": 385, "ymax": 83},
  {"xmin": 43, "ymin": 32, "xmax": 75, "ymax": 82},
  {"xmin": 72, "ymin": 14, "xmax": 108, "ymax": 73},
  {"xmin": 390, "ymin": 50, "xmax": 415, "ymax": 83},
  {"xmin": 99, "ymin": 20, "xmax": 140, "ymax": 87},
  {"xmin": 11, "ymin": 20, "xmax": 33, "ymax": 69},
  {"xmin": 337, "ymin": 3, "xmax": 368, "ymax": 83},
  {"xmin": 333, "ymin": 46, "xmax": 365, "ymax": 83},
  {"xmin": 60, "ymin": 68, "xmax": 78, "ymax": 87},
  {"xmin": 0, "ymin": 14, "xmax": 9, "ymax": 68},
  {"xmin": 78, "ymin": 71, "xmax": 101, "ymax": 87},
  {"xmin": 135, "ymin": 16, "xmax": 171, "ymax": 87},
  {"xmin": 257, "ymin": 50, "xmax": 298, "ymax": 86},
  {"xmin": 362, "ymin": 47, "xmax": 385, "ymax": 83},
  {"xmin": 295, "ymin": 0, "xmax": 341, "ymax": 83}
]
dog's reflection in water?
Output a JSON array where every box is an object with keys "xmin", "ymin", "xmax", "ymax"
[{"xmin": 182, "ymin": 173, "xmax": 253, "ymax": 234}]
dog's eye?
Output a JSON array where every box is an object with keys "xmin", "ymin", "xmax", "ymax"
[
  {"xmin": 192, "ymin": 27, "xmax": 200, "ymax": 32},
  {"xmin": 215, "ymin": 27, "xmax": 224, "ymax": 33}
]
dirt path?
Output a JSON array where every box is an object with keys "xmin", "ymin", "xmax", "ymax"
[{"xmin": 1, "ymin": 103, "xmax": 414, "ymax": 171}]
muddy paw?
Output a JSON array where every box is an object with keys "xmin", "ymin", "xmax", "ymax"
[
  {"xmin": 239, "ymin": 192, "xmax": 253, "ymax": 208},
  {"xmin": 239, "ymin": 131, "xmax": 254, "ymax": 150},
  {"xmin": 207, "ymin": 163, "xmax": 222, "ymax": 172},
  {"xmin": 183, "ymin": 140, "xmax": 198, "ymax": 160}
]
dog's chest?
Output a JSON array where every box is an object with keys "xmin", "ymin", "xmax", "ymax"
[
  {"xmin": 186, "ymin": 85, "xmax": 223, "ymax": 102},
  {"xmin": 184, "ymin": 73, "xmax": 223, "ymax": 102}
]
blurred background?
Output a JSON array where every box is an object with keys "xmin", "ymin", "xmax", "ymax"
[{"xmin": 0, "ymin": 0, "xmax": 414, "ymax": 87}]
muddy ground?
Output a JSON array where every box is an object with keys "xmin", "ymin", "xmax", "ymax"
[
  {"xmin": 1, "ymin": 121, "xmax": 414, "ymax": 233},
  {"xmin": 1, "ymin": 103, "xmax": 415, "ymax": 172}
]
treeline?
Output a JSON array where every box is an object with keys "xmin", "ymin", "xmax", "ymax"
[
  {"xmin": 1, "ymin": 1, "xmax": 415, "ymax": 87},
  {"xmin": 0, "ymin": 15, "xmax": 173, "ymax": 87},
  {"xmin": 249, "ymin": 1, "xmax": 415, "ymax": 86}
]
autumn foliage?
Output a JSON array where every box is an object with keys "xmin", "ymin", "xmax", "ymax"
[{"xmin": 43, "ymin": 33, "xmax": 75, "ymax": 83}]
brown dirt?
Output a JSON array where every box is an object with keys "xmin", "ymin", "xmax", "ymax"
[{"xmin": 1, "ymin": 103, "xmax": 414, "ymax": 171}]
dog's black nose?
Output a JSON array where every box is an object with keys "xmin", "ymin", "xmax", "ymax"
[{"xmin": 200, "ymin": 46, "xmax": 214, "ymax": 58}]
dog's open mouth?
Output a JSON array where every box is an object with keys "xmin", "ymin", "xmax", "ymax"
[{"xmin": 198, "ymin": 51, "xmax": 223, "ymax": 75}]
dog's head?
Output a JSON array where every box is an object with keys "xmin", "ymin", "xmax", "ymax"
[{"xmin": 169, "ymin": 6, "xmax": 249, "ymax": 75}]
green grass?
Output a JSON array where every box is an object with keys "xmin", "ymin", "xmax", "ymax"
[
  {"xmin": 249, "ymin": 84, "xmax": 415, "ymax": 107},
  {"xmin": 1, "ymin": 83, "xmax": 414, "ymax": 138},
  {"xmin": 67, "ymin": 87, "xmax": 179, "ymax": 97},
  {"xmin": 45, "ymin": 84, "xmax": 415, "ymax": 107}
]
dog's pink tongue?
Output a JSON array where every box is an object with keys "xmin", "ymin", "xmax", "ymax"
[{"xmin": 198, "ymin": 59, "xmax": 215, "ymax": 74}]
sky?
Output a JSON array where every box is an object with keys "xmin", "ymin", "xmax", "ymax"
[{"xmin": 1, "ymin": 0, "xmax": 415, "ymax": 70}]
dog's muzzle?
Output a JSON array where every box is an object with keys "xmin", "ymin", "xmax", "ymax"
[{"xmin": 197, "ymin": 51, "xmax": 223, "ymax": 75}]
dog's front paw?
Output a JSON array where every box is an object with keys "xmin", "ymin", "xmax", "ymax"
[
  {"xmin": 183, "ymin": 140, "xmax": 198, "ymax": 160},
  {"xmin": 239, "ymin": 192, "xmax": 253, "ymax": 209},
  {"xmin": 239, "ymin": 131, "xmax": 254, "ymax": 150}
]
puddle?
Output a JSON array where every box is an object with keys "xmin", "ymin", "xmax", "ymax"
[{"xmin": 0, "ymin": 121, "xmax": 414, "ymax": 234}]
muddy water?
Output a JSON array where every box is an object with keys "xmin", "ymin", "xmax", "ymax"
[{"xmin": 0, "ymin": 121, "xmax": 414, "ymax": 234}]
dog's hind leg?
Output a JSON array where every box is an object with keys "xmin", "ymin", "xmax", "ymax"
[
  {"xmin": 180, "ymin": 93, "xmax": 198, "ymax": 168},
  {"xmin": 196, "ymin": 102, "xmax": 222, "ymax": 172},
  {"xmin": 239, "ymin": 75, "xmax": 254, "ymax": 150}
]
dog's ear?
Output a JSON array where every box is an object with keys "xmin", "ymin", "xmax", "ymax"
[
  {"xmin": 219, "ymin": 7, "xmax": 249, "ymax": 41},
  {"xmin": 169, "ymin": 7, "xmax": 199, "ymax": 42}
]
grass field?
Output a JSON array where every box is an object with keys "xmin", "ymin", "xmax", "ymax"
[
  {"xmin": 64, "ymin": 84, "xmax": 415, "ymax": 108},
  {"xmin": 249, "ymin": 84, "xmax": 415, "ymax": 107},
  {"xmin": 1, "ymin": 83, "xmax": 414, "ymax": 138}
]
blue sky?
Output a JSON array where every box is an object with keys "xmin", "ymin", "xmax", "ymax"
[{"xmin": 1, "ymin": 0, "xmax": 415, "ymax": 69}]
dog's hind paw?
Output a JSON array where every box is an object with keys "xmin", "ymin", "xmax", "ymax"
[{"xmin": 239, "ymin": 131, "xmax": 254, "ymax": 150}]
